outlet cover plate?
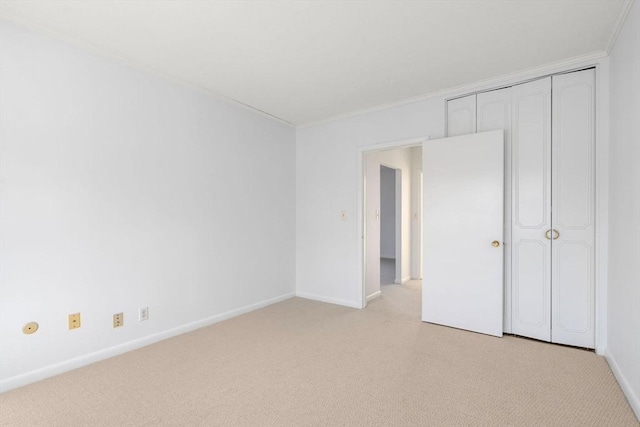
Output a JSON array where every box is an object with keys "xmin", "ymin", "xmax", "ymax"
[
  {"xmin": 68, "ymin": 313, "xmax": 81, "ymax": 330},
  {"xmin": 113, "ymin": 312, "xmax": 123, "ymax": 328}
]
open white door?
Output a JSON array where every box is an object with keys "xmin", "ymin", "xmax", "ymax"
[
  {"xmin": 364, "ymin": 153, "xmax": 380, "ymax": 303},
  {"xmin": 422, "ymin": 130, "xmax": 504, "ymax": 337}
]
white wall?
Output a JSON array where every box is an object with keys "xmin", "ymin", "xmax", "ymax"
[
  {"xmin": 296, "ymin": 101, "xmax": 443, "ymax": 307},
  {"xmin": 0, "ymin": 20, "xmax": 296, "ymax": 391},
  {"xmin": 379, "ymin": 166, "xmax": 396, "ymax": 259},
  {"xmin": 607, "ymin": 0, "xmax": 640, "ymax": 418}
]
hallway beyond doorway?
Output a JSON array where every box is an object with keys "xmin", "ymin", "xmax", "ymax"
[{"xmin": 380, "ymin": 257, "xmax": 396, "ymax": 285}]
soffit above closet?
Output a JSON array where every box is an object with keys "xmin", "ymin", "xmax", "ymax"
[{"xmin": 0, "ymin": 0, "xmax": 630, "ymax": 126}]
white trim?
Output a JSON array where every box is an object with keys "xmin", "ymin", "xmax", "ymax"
[
  {"xmin": 299, "ymin": 51, "xmax": 607, "ymax": 129},
  {"xmin": 0, "ymin": 13, "xmax": 295, "ymax": 128},
  {"xmin": 605, "ymin": 350, "xmax": 640, "ymax": 421},
  {"xmin": 358, "ymin": 136, "xmax": 429, "ymax": 309},
  {"xmin": 595, "ymin": 59, "xmax": 610, "ymax": 355},
  {"xmin": 605, "ymin": 0, "xmax": 635, "ymax": 54},
  {"xmin": 0, "ymin": 292, "xmax": 294, "ymax": 393},
  {"xmin": 295, "ymin": 292, "xmax": 361, "ymax": 309},
  {"xmin": 366, "ymin": 290, "xmax": 382, "ymax": 302}
]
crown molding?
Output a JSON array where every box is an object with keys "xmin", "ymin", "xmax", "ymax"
[
  {"xmin": 0, "ymin": 11, "xmax": 295, "ymax": 128},
  {"xmin": 605, "ymin": 0, "xmax": 635, "ymax": 54},
  {"xmin": 298, "ymin": 50, "xmax": 608, "ymax": 129}
]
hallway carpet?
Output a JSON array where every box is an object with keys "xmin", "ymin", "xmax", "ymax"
[{"xmin": 1, "ymin": 281, "xmax": 638, "ymax": 426}]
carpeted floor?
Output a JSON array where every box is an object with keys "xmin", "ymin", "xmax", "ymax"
[
  {"xmin": 380, "ymin": 257, "xmax": 396, "ymax": 285},
  {"xmin": 1, "ymin": 281, "xmax": 638, "ymax": 426}
]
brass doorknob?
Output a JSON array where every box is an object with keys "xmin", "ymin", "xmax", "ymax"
[{"xmin": 492, "ymin": 240, "xmax": 500, "ymax": 247}]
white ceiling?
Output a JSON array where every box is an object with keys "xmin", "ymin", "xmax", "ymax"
[{"xmin": 0, "ymin": 1, "xmax": 630, "ymax": 126}]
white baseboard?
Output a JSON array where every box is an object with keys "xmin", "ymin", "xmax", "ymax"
[
  {"xmin": 605, "ymin": 350, "xmax": 640, "ymax": 421},
  {"xmin": 394, "ymin": 276, "xmax": 412, "ymax": 284},
  {"xmin": 295, "ymin": 292, "xmax": 362, "ymax": 309},
  {"xmin": 0, "ymin": 292, "xmax": 295, "ymax": 393},
  {"xmin": 366, "ymin": 290, "xmax": 382, "ymax": 302}
]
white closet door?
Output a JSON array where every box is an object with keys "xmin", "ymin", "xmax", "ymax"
[
  {"xmin": 477, "ymin": 87, "xmax": 513, "ymax": 333},
  {"xmin": 447, "ymin": 94, "xmax": 476, "ymax": 137},
  {"xmin": 511, "ymin": 77, "xmax": 552, "ymax": 342},
  {"xmin": 551, "ymin": 69, "xmax": 595, "ymax": 348},
  {"xmin": 422, "ymin": 130, "xmax": 504, "ymax": 337}
]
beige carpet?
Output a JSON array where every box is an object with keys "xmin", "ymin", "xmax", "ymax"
[{"xmin": 1, "ymin": 281, "xmax": 638, "ymax": 426}]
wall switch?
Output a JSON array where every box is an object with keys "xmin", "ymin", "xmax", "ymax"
[
  {"xmin": 68, "ymin": 313, "xmax": 81, "ymax": 330},
  {"xmin": 139, "ymin": 307, "xmax": 149, "ymax": 321},
  {"xmin": 341, "ymin": 210, "xmax": 348, "ymax": 221},
  {"xmin": 113, "ymin": 312, "xmax": 123, "ymax": 328}
]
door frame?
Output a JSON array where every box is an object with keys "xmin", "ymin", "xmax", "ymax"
[{"xmin": 358, "ymin": 136, "xmax": 428, "ymax": 308}]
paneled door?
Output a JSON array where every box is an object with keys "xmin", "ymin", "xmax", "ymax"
[
  {"xmin": 551, "ymin": 69, "xmax": 596, "ymax": 348},
  {"xmin": 422, "ymin": 130, "xmax": 504, "ymax": 337},
  {"xmin": 510, "ymin": 77, "xmax": 553, "ymax": 342}
]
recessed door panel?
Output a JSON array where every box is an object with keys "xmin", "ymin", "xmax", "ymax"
[
  {"xmin": 554, "ymin": 79, "xmax": 595, "ymax": 230},
  {"xmin": 447, "ymin": 94, "xmax": 476, "ymax": 137},
  {"xmin": 513, "ymin": 240, "xmax": 550, "ymax": 338},
  {"xmin": 512, "ymin": 81, "xmax": 550, "ymax": 229},
  {"xmin": 556, "ymin": 241, "xmax": 593, "ymax": 334}
]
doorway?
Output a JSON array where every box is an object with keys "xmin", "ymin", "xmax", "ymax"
[
  {"xmin": 362, "ymin": 142, "xmax": 423, "ymax": 306},
  {"xmin": 379, "ymin": 165, "xmax": 401, "ymax": 285}
]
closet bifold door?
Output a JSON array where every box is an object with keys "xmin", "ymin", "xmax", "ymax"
[
  {"xmin": 447, "ymin": 94, "xmax": 476, "ymax": 137},
  {"xmin": 511, "ymin": 77, "xmax": 552, "ymax": 342},
  {"xmin": 550, "ymin": 69, "xmax": 595, "ymax": 348},
  {"xmin": 477, "ymin": 87, "xmax": 513, "ymax": 332}
]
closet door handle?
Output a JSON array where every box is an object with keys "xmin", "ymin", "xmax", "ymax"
[{"xmin": 544, "ymin": 229, "xmax": 560, "ymax": 240}]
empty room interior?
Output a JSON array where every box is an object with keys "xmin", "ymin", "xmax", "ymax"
[{"xmin": 0, "ymin": 1, "xmax": 639, "ymax": 425}]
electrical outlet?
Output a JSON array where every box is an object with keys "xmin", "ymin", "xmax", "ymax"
[
  {"xmin": 139, "ymin": 307, "xmax": 149, "ymax": 321},
  {"xmin": 68, "ymin": 313, "xmax": 81, "ymax": 330},
  {"xmin": 113, "ymin": 312, "xmax": 123, "ymax": 328}
]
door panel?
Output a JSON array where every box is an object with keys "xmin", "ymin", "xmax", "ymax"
[
  {"xmin": 551, "ymin": 69, "xmax": 595, "ymax": 348},
  {"xmin": 447, "ymin": 94, "xmax": 476, "ymax": 137},
  {"xmin": 478, "ymin": 87, "xmax": 513, "ymax": 333},
  {"xmin": 511, "ymin": 77, "xmax": 552, "ymax": 342},
  {"xmin": 364, "ymin": 153, "xmax": 380, "ymax": 302},
  {"xmin": 556, "ymin": 241, "xmax": 593, "ymax": 333},
  {"xmin": 422, "ymin": 130, "xmax": 504, "ymax": 337},
  {"xmin": 514, "ymin": 240, "xmax": 549, "ymax": 329}
]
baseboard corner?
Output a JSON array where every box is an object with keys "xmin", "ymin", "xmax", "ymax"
[
  {"xmin": 604, "ymin": 349, "xmax": 640, "ymax": 421},
  {"xmin": 366, "ymin": 290, "xmax": 382, "ymax": 302},
  {"xmin": 295, "ymin": 291, "xmax": 362, "ymax": 309}
]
